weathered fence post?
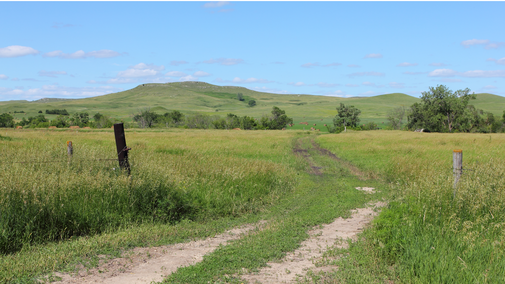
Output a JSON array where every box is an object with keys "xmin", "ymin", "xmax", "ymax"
[
  {"xmin": 114, "ymin": 123, "xmax": 131, "ymax": 175},
  {"xmin": 453, "ymin": 149, "xmax": 463, "ymax": 196},
  {"xmin": 67, "ymin": 141, "xmax": 73, "ymax": 164}
]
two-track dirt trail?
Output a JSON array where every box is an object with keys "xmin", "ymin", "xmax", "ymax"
[
  {"xmin": 53, "ymin": 222, "xmax": 266, "ymax": 284},
  {"xmin": 51, "ymin": 137, "xmax": 384, "ymax": 284},
  {"xmin": 240, "ymin": 205, "xmax": 382, "ymax": 284}
]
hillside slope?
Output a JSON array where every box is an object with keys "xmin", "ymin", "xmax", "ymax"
[{"xmin": 0, "ymin": 82, "xmax": 503, "ymax": 123}]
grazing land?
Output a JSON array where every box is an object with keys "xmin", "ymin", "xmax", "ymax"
[{"xmin": 1, "ymin": 126, "xmax": 505, "ymax": 283}]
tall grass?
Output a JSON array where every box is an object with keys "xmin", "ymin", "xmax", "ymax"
[
  {"xmin": 317, "ymin": 131, "xmax": 505, "ymax": 282},
  {"xmin": 0, "ymin": 129, "xmax": 296, "ymax": 254}
]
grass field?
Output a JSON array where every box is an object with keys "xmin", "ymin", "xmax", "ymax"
[
  {"xmin": 312, "ymin": 131, "xmax": 505, "ymax": 283},
  {"xmin": 1, "ymin": 82, "xmax": 504, "ymax": 126},
  {"xmin": 1, "ymin": 127, "xmax": 505, "ymax": 283}
]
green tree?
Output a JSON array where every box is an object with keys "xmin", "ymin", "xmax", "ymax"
[
  {"xmin": 237, "ymin": 93, "xmax": 244, "ymax": 101},
  {"xmin": 248, "ymin": 100, "xmax": 256, "ymax": 107},
  {"xmin": 259, "ymin": 106, "xmax": 293, "ymax": 130},
  {"xmin": 387, "ymin": 106, "xmax": 406, "ymax": 130},
  {"xmin": 407, "ymin": 85, "xmax": 476, "ymax": 132},
  {"xmin": 0, "ymin": 113, "xmax": 15, "ymax": 128},
  {"xmin": 70, "ymin": 112, "xmax": 90, "ymax": 127},
  {"xmin": 334, "ymin": 103, "xmax": 361, "ymax": 130},
  {"xmin": 50, "ymin": 115, "xmax": 70, "ymax": 128},
  {"xmin": 133, "ymin": 109, "xmax": 160, "ymax": 128}
]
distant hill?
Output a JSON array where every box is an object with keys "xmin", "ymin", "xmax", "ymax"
[{"xmin": 0, "ymin": 82, "xmax": 503, "ymax": 124}]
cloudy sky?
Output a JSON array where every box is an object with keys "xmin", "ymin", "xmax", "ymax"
[{"xmin": 1, "ymin": 1, "xmax": 504, "ymax": 101}]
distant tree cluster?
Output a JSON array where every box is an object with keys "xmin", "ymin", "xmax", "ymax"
[
  {"xmin": 45, "ymin": 109, "xmax": 69, "ymax": 115},
  {"xmin": 407, "ymin": 85, "xmax": 505, "ymax": 133},
  {"xmin": 0, "ymin": 113, "xmax": 15, "ymax": 128},
  {"xmin": 131, "ymin": 106, "xmax": 292, "ymax": 130}
]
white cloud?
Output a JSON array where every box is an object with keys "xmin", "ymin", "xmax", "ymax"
[
  {"xmin": 362, "ymin": 81, "xmax": 385, "ymax": 88},
  {"xmin": 289, "ymin": 82, "xmax": 305, "ymax": 86},
  {"xmin": 461, "ymin": 70, "xmax": 505, "ymax": 78},
  {"xmin": 0, "ymin": 84, "xmax": 122, "ymax": 101},
  {"xmin": 316, "ymin": 82, "xmax": 340, "ymax": 88},
  {"xmin": 203, "ymin": 1, "xmax": 230, "ymax": 8},
  {"xmin": 347, "ymin": 64, "xmax": 360, "ymax": 68},
  {"xmin": 180, "ymin": 75, "xmax": 198, "ymax": 81},
  {"xmin": 487, "ymin": 57, "xmax": 505, "ymax": 65},
  {"xmin": 202, "ymin": 58, "xmax": 243, "ymax": 66},
  {"xmin": 0, "ymin": 45, "xmax": 39, "ymax": 58},
  {"xmin": 301, "ymin": 62, "xmax": 319, "ymax": 68},
  {"xmin": 101, "ymin": 63, "xmax": 166, "ymax": 83},
  {"xmin": 323, "ymin": 62, "xmax": 341, "ymax": 67},
  {"xmin": 119, "ymin": 63, "xmax": 165, "ymax": 77},
  {"xmin": 170, "ymin": 60, "xmax": 188, "ymax": 66},
  {"xmin": 118, "ymin": 68, "xmax": 159, "ymax": 78},
  {"xmin": 428, "ymin": 69, "xmax": 458, "ymax": 77},
  {"xmin": 436, "ymin": 78, "xmax": 463, "ymax": 83},
  {"xmin": 0, "ymin": 74, "xmax": 8, "ymax": 80},
  {"xmin": 347, "ymin": 71, "xmax": 385, "ymax": 77},
  {"xmin": 129, "ymin": 63, "xmax": 165, "ymax": 71},
  {"xmin": 166, "ymin": 71, "xmax": 188, "ymax": 77},
  {"xmin": 193, "ymin": 71, "xmax": 211, "ymax": 77},
  {"xmin": 430, "ymin": 62, "xmax": 449, "ymax": 67},
  {"xmin": 461, "ymin": 39, "xmax": 489, "ymax": 47},
  {"xmin": 38, "ymin": 70, "xmax": 68, "ymax": 78},
  {"xmin": 397, "ymin": 62, "xmax": 418, "ymax": 67},
  {"xmin": 389, "ymin": 82, "xmax": 405, "ymax": 88},
  {"xmin": 364, "ymin": 53, "xmax": 383, "ymax": 59},
  {"xmin": 461, "ymin": 39, "xmax": 504, "ymax": 49},
  {"xmin": 43, "ymin": 49, "xmax": 122, "ymax": 59}
]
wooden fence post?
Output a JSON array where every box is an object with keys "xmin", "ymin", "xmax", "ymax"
[
  {"xmin": 67, "ymin": 141, "xmax": 73, "ymax": 164},
  {"xmin": 453, "ymin": 149, "xmax": 463, "ymax": 196},
  {"xmin": 113, "ymin": 123, "xmax": 131, "ymax": 175}
]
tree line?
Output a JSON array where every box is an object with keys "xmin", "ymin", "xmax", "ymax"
[
  {"xmin": 0, "ymin": 112, "xmax": 119, "ymax": 129},
  {"xmin": 387, "ymin": 85, "xmax": 505, "ymax": 133},
  {"xmin": 132, "ymin": 106, "xmax": 292, "ymax": 130},
  {"xmin": 0, "ymin": 106, "xmax": 293, "ymax": 130}
]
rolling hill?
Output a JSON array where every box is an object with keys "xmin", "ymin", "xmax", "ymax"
[{"xmin": 1, "ymin": 82, "xmax": 504, "ymax": 125}]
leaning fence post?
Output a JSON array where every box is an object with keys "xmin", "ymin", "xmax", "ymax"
[
  {"xmin": 67, "ymin": 141, "xmax": 73, "ymax": 164},
  {"xmin": 453, "ymin": 149, "xmax": 463, "ymax": 196},
  {"xmin": 113, "ymin": 123, "xmax": 131, "ymax": 175}
]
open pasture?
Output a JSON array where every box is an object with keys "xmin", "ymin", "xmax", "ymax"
[
  {"xmin": 0, "ymin": 128, "xmax": 297, "ymax": 254},
  {"xmin": 2, "ymin": 128, "xmax": 505, "ymax": 283},
  {"xmin": 315, "ymin": 131, "xmax": 505, "ymax": 283}
]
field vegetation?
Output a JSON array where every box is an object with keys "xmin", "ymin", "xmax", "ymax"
[{"xmin": 311, "ymin": 131, "xmax": 505, "ymax": 283}]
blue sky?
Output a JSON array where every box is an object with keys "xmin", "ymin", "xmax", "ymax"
[{"xmin": 1, "ymin": 1, "xmax": 504, "ymax": 101}]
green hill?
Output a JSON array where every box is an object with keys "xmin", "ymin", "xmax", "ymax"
[{"xmin": 1, "ymin": 82, "xmax": 504, "ymax": 125}]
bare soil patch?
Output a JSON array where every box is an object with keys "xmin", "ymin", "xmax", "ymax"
[
  {"xmin": 240, "ymin": 203, "xmax": 384, "ymax": 284},
  {"xmin": 49, "ymin": 221, "xmax": 266, "ymax": 284}
]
